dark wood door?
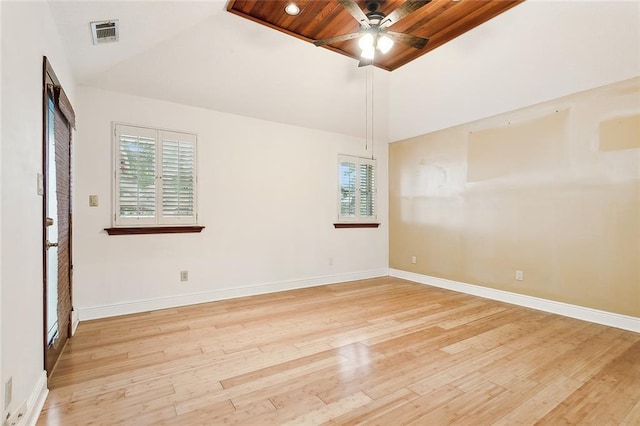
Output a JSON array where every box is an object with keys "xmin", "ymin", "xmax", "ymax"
[{"xmin": 43, "ymin": 58, "xmax": 74, "ymax": 376}]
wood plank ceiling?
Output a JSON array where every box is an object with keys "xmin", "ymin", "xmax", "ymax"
[{"xmin": 226, "ymin": 0, "xmax": 524, "ymax": 71}]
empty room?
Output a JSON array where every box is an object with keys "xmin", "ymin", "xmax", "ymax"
[{"xmin": 1, "ymin": 0, "xmax": 639, "ymax": 424}]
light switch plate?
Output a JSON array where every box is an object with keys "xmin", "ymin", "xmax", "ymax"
[
  {"xmin": 89, "ymin": 195, "xmax": 99, "ymax": 207},
  {"xmin": 5, "ymin": 377, "xmax": 12, "ymax": 409}
]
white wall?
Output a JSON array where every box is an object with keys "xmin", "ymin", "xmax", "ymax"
[
  {"xmin": 0, "ymin": 0, "xmax": 4, "ymax": 415},
  {"xmin": 389, "ymin": 0, "xmax": 640, "ymax": 141},
  {"xmin": 73, "ymin": 86, "xmax": 389, "ymax": 319},
  {"xmin": 1, "ymin": 0, "xmax": 75, "ymax": 421}
]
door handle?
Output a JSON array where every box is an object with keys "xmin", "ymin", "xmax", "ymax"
[
  {"xmin": 46, "ymin": 217, "xmax": 54, "ymax": 227},
  {"xmin": 45, "ymin": 240, "xmax": 59, "ymax": 249}
]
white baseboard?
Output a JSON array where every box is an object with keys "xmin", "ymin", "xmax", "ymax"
[
  {"xmin": 78, "ymin": 269, "xmax": 389, "ymax": 321},
  {"xmin": 24, "ymin": 371, "xmax": 48, "ymax": 426},
  {"xmin": 390, "ymin": 269, "xmax": 640, "ymax": 333},
  {"xmin": 70, "ymin": 309, "xmax": 79, "ymax": 336}
]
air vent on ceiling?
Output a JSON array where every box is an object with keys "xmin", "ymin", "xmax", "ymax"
[{"xmin": 90, "ymin": 20, "xmax": 119, "ymax": 45}]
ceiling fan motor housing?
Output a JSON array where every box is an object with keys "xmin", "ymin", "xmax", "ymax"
[
  {"xmin": 366, "ymin": 0, "xmax": 383, "ymax": 13},
  {"xmin": 366, "ymin": 1, "xmax": 386, "ymax": 26}
]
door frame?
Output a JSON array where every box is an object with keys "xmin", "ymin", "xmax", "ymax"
[{"xmin": 42, "ymin": 56, "xmax": 74, "ymax": 376}]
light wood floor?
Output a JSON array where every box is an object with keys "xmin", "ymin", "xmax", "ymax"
[{"xmin": 38, "ymin": 277, "xmax": 640, "ymax": 425}]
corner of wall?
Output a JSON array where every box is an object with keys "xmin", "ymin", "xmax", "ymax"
[
  {"xmin": 0, "ymin": 0, "xmax": 4, "ymax": 416},
  {"xmin": 1, "ymin": 1, "xmax": 76, "ymax": 423},
  {"xmin": 24, "ymin": 372, "xmax": 48, "ymax": 426}
]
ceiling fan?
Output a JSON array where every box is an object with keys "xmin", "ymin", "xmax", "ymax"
[{"xmin": 313, "ymin": 0, "xmax": 431, "ymax": 67}]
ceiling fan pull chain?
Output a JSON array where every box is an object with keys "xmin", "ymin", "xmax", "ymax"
[
  {"xmin": 371, "ymin": 66, "xmax": 375, "ymax": 160},
  {"xmin": 365, "ymin": 66, "xmax": 369, "ymax": 152}
]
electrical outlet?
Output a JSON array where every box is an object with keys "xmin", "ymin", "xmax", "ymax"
[
  {"xmin": 4, "ymin": 377, "xmax": 12, "ymax": 409},
  {"xmin": 4, "ymin": 400, "xmax": 26, "ymax": 426},
  {"xmin": 89, "ymin": 195, "xmax": 99, "ymax": 207},
  {"xmin": 180, "ymin": 271, "xmax": 188, "ymax": 282},
  {"xmin": 411, "ymin": 256, "xmax": 417, "ymax": 264},
  {"xmin": 515, "ymin": 270, "xmax": 524, "ymax": 281},
  {"xmin": 328, "ymin": 257, "xmax": 333, "ymax": 266}
]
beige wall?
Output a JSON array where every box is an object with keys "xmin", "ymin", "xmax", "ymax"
[{"xmin": 389, "ymin": 78, "xmax": 640, "ymax": 317}]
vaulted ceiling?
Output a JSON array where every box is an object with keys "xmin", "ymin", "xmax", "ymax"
[
  {"xmin": 227, "ymin": 0, "xmax": 523, "ymax": 71},
  {"xmin": 48, "ymin": 0, "xmax": 391, "ymax": 138},
  {"xmin": 46, "ymin": 0, "xmax": 528, "ymax": 139}
]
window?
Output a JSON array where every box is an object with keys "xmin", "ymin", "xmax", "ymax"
[
  {"xmin": 113, "ymin": 124, "xmax": 197, "ymax": 226},
  {"xmin": 337, "ymin": 155, "xmax": 376, "ymax": 224}
]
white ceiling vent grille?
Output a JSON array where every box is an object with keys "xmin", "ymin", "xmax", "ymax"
[{"xmin": 91, "ymin": 20, "xmax": 119, "ymax": 45}]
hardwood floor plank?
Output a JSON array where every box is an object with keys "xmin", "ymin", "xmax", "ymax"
[
  {"xmin": 38, "ymin": 277, "xmax": 640, "ymax": 425},
  {"xmin": 453, "ymin": 378, "xmax": 546, "ymax": 424},
  {"xmin": 492, "ymin": 374, "xmax": 584, "ymax": 425},
  {"xmin": 621, "ymin": 399, "xmax": 640, "ymax": 425},
  {"xmin": 407, "ymin": 345, "xmax": 513, "ymax": 395},
  {"xmin": 537, "ymin": 340, "xmax": 640, "ymax": 424},
  {"xmin": 241, "ymin": 394, "xmax": 327, "ymax": 424},
  {"xmin": 407, "ymin": 380, "xmax": 507, "ymax": 425},
  {"xmin": 163, "ymin": 399, "xmax": 235, "ymax": 425},
  {"xmin": 280, "ymin": 392, "xmax": 372, "ymax": 426},
  {"xmin": 175, "ymin": 355, "xmax": 349, "ymax": 415},
  {"xmin": 323, "ymin": 387, "xmax": 419, "ymax": 425},
  {"xmin": 364, "ymin": 384, "xmax": 464, "ymax": 425}
]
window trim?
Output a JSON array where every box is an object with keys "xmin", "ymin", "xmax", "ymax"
[
  {"xmin": 112, "ymin": 123, "xmax": 199, "ymax": 229},
  {"xmin": 335, "ymin": 154, "xmax": 378, "ymax": 226}
]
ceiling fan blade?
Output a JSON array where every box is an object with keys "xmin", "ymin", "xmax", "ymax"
[
  {"xmin": 381, "ymin": 0, "xmax": 431, "ymax": 28},
  {"xmin": 313, "ymin": 32, "xmax": 362, "ymax": 47},
  {"xmin": 358, "ymin": 57, "xmax": 374, "ymax": 67},
  {"xmin": 338, "ymin": 0, "xmax": 371, "ymax": 29},
  {"xmin": 385, "ymin": 31, "xmax": 429, "ymax": 49}
]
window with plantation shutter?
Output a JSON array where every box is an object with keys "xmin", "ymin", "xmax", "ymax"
[
  {"xmin": 114, "ymin": 124, "xmax": 197, "ymax": 227},
  {"xmin": 337, "ymin": 155, "xmax": 376, "ymax": 223}
]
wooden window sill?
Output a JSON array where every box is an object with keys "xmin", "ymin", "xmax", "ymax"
[
  {"xmin": 105, "ymin": 226, "xmax": 205, "ymax": 236},
  {"xmin": 333, "ymin": 223, "xmax": 380, "ymax": 229}
]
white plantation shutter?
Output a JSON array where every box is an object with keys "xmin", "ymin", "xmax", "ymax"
[
  {"xmin": 114, "ymin": 124, "xmax": 197, "ymax": 226},
  {"xmin": 359, "ymin": 162, "xmax": 375, "ymax": 217},
  {"xmin": 339, "ymin": 160, "xmax": 357, "ymax": 217},
  {"xmin": 160, "ymin": 131, "xmax": 196, "ymax": 224},
  {"xmin": 337, "ymin": 155, "xmax": 376, "ymax": 222},
  {"xmin": 115, "ymin": 125, "xmax": 158, "ymax": 225}
]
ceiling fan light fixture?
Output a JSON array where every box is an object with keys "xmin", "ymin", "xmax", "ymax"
[
  {"xmin": 377, "ymin": 35, "xmax": 394, "ymax": 54},
  {"xmin": 361, "ymin": 45, "xmax": 375, "ymax": 60},
  {"xmin": 358, "ymin": 33, "xmax": 374, "ymax": 51},
  {"xmin": 284, "ymin": 2, "xmax": 300, "ymax": 15},
  {"xmin": 310, "ymin": 0, "xmax": 432, "ymax": 68}
]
